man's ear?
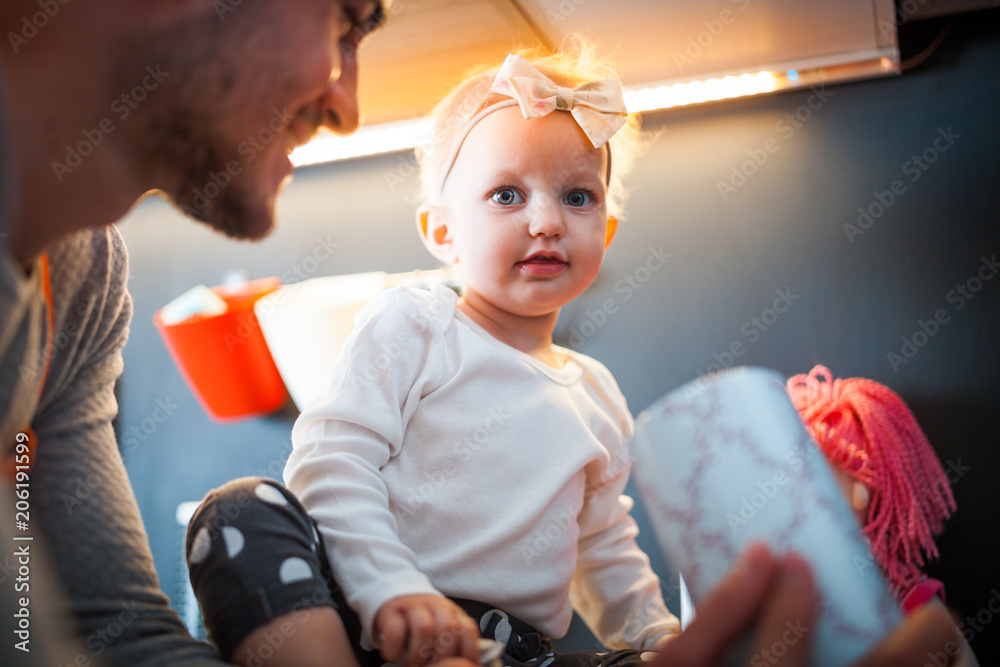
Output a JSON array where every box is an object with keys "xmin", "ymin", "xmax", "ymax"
[
  {"xmin": 416, "ymin": 205, "xmax": 457, "ymax": 264},
  {"xmin": 604, "ymin": 216, "xmax": 618, "ymax": 249}
]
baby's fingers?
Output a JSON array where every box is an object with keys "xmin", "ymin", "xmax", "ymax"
[
  {"xmin": 457, "ymin": 614, "xmax": 480, "ymax": 663},
  {"xmin": 413, "ymin": 603, "xmax": 479, "ymax": 666},
  {"xmin": 377, "ymin": 607, "xmax": 409, "ymax": 663},
  {"xmin": 401, "ymin": 604, "xmax": 437, "ymax": 667},
  {"xmin": 435, "ymin": 606, "xmax": 480, "ymax": 663}
]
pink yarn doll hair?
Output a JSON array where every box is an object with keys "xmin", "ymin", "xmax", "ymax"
[{"xmin": 785, "ymin": 365, "xmax": 956, "ymax": 597}]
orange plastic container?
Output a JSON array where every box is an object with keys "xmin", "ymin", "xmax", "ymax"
[{"xmin": 154, "ymin": 277, "xmax": 287, "ymax": 421}]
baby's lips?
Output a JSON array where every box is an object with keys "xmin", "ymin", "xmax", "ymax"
[{"xmin": 520, "ymin": 251, "xmax": 567, "ymax": 264}]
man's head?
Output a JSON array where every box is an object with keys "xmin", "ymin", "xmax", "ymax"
[
  {"xmin": 3, "ymin": 0, "xmax": 388, "ymax": 266},
  {"xmin": 133, "ymin": 0, "xmax": 385, "ymax": 240}
]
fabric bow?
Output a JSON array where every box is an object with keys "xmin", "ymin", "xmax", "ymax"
[{"xmin": 491, "ymin": 54, "xmax": 628, "ymax": 149}]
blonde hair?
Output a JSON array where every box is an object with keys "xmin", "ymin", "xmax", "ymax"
[{"xmin": 416, "ymin": 38, "xmax": 643, "ymax": 220}]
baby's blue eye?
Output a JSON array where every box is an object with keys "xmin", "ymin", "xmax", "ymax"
[
  {"xmin": 564, "ymin": 190, "xmax": 592, "ymax": 207},
  {"xmin": 491, "ymin": 188, "xmax": 524, "ymax": 205}
]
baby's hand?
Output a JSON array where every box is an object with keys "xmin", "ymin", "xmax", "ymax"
[{"xmin": 374, "ymin": 594, "xmax": 481, "ymax": 667}]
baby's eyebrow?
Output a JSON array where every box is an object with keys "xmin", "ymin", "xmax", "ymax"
[
  {"xmin": 554, "ymin": 168, "xmax": 607, "ymax": 188},
  {"xmin": 485, "ymin": 169, "xmax": 521, "ymax": 183}
]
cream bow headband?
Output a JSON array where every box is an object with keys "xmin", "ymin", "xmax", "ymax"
[{"xmin": 437, "ymin": 53, "xmax": 629, "ymax": 194}]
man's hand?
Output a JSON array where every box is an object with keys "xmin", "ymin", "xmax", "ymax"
[
  {"xmin": 653, "ymin": 542, "xmax": 959, "ymax": 666},
  {"xmin": 852, "ymin": 601, "xmax": 962, "ymax": 667},
  {"xmin": 374, "ymin": 594, "xmax": 480, "ymax": 667}
]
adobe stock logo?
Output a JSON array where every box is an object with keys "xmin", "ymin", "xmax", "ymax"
[
  {"xmin": 51, "ymin": 66, "xmax": 170, "ymax": 182},
  {"xmin": 565, "ymin": 245, "xmax": 671, "ymax": 349},
  {"xmin": 7, "ymin": 0, "xmax": 72, "ymax": 54},
  {"xmin": 688, "ymin": 287, "xmax": 800, "ymax": 392},
  {"xmin": 716, "ymin": 87, "xmax": 834, "ymax": 201},
  {"xmin": 671, "ymin": 0, "xmax": 752, "ymax": 72},
  {"xmin": 844, "ymin": 127, "xmax": 960, "ymax": 243},
  {"xmin": 887, "ymin": 254, "xmax": 997, "ymax": 373}
]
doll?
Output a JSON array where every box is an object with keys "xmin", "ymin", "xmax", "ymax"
[{"xmin": 785, "ymin": 365, "xmax": 956, "ymax": 611}]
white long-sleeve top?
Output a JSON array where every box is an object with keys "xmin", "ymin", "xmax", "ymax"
[{"xmin": 286, "ymin": 285, "xmax": 678, "ymax": 648}]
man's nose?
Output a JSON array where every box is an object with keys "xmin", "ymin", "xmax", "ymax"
[{"xmin": 319, "ymin": 45, "xmax": 360, "ymax": 135}]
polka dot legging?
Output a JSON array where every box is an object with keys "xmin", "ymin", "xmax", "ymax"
[{"xmin": 186, "ymin": 477, "xmax": 657, "ymax": 667}]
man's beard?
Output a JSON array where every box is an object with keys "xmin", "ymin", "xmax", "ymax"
[
  {"xmin": 124, "ymin": 24, "xmax": 278, "ymax": 242},
  {"xmin": 136, "ymin": 103, "xmax": 277, "ymax": 241},
  {"xmin": 172, "ymin": 152, "xmax": 275, "ymax": 242}
]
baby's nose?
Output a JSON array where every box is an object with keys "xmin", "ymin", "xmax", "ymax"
[{"xmin": 528, "ymin": 199, "xmax": 566, "ymax": 237}]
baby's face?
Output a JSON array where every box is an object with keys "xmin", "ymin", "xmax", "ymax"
[{"xmin": 437, "ymin": 107, "xmax": 611, "ymax": 318}]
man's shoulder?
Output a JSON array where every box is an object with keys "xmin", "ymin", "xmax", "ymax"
[
  {"xmin": 47, "ymin": 224, "xmax": 129, "ymax": 299},
  {"xmin": 45, "ymin": 224, "xmax": 132, "ymax": 362}
]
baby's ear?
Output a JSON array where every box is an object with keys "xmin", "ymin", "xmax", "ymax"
[
  {"xmin": 604, "ymin": 216, "xmax": 618, "ymax": 249},
  {"xmin": 416, "ymin": 204, "xmax": 457, "ymax": 264}
]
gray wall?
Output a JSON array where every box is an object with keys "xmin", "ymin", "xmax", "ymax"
[{"xmin": 118, "ymin": 12, "xmax": 1000, "ymax": 661}]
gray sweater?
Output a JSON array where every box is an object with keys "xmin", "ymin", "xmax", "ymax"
[{"xmin": 1, "ymin": 223, "xmax": 229, "ymax": 665}]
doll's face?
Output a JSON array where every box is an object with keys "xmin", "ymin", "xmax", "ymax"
[{"xmin": 831, "ymin": 465, "xmax": 869, "ymax": 526}]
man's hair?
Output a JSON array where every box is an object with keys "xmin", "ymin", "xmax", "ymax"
[{"xmin": 416, "ymin": 37, "xmax": 644, "ymax": 220}]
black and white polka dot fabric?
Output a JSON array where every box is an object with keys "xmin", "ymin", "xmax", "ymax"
[
  {"xmin": 185, "ymin": 478, "xmax": 655, "ymax": 667},
  {"xmin": 185, "ymin": 477, "xmax": 352, "ymax": 661}
]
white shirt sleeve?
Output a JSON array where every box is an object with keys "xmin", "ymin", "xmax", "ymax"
[
  {"xmin": 570, "ymin": 470, "xmax": 681, "ymax": 650},
  {"xmin": 567, "ymin": 358, "xmax": 680, "ymax": 650},
  {"xmin": 285, "ymin": 287, "xmax": 449, "ymax": 639}
]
